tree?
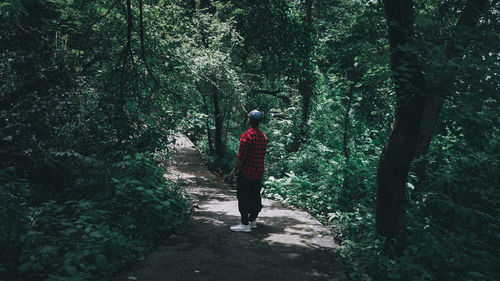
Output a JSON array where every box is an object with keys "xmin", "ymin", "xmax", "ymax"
[
  {"xmin": 290, "ymin": 0, "xmax": 315, "ymax": 152},
  {"xmin": 412, "ymin": 0, "xmax": 489, "ymax": 183},
  {"xmin": 376, "ymin": 0, "xmax": 425, "ymax": 248},
  {"xmin": 376, "ymin": 0, "xmax": 490, "ymax": 248},
  {"xmin": 185, "ymin": 3, "xmax": 244, "ymax": 160}
]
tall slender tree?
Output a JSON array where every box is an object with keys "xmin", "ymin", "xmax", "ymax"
[{"xmin": 290, "ymin": 0, "xmax": 315, "ymax": 152}]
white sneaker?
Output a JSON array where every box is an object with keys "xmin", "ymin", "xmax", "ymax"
[
  {"xmin": 230, "ymin": 223, "xmax": 251, "ymax": 232},
  {"xmin": 249, "ymin": 220, "xmax": 257, "ymax": 229}
]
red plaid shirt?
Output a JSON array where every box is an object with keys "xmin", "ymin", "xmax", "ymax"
[{"xmin": 237, "ymin": 128, "xmax": 268, "ymax": 180}]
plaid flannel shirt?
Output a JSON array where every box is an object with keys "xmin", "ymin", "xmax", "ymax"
[{"xmin": 237, "ymin": 128, "xmax": 268, "ymax": 180}]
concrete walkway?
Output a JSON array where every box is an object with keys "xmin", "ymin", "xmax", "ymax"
[{"xmin": 114, "ymin": 134, "xmax": 348, "ymax": 281}]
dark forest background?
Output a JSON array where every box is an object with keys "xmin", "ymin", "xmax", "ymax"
[{"xmin": 1, "ymin": 0, "xmax": 499, "ymax": 280}]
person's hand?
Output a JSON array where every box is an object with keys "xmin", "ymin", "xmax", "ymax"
[{"xmin": 230, "ymin": 169, "xmax": 237, "ymax": 181}]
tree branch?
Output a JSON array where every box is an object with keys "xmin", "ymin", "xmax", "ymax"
[
  {"xmin": 252, "ymin": 89, "xmax": 282, "ymax": 95},
  {"xmin": 76, "ymin": 0, "xmax": 120, "ymax": 36},
  {"xmin": 251, "ymin": 89, "xmax": 290, "ymax": 103},
  {"xmin": 444, "ymin": 0, "xmax": 489, "ymax": 59},
  {"xmin": 119, "ymin": 0, "xmax": 133, "ymax": 103},
  {"xmin": 139, "ymin": 0, "xmax": 160, "ymax": 94}
]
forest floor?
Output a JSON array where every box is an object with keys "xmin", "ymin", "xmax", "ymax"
[{"xmin": 114, "ymin": 134, "xmax": 348, "ymax": 281}]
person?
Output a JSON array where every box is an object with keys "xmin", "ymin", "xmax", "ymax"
[{"xmin": 229, "ymin": 110, "xmax": 268, "ymax": 232}]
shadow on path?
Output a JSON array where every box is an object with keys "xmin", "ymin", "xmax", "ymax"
[{"xmin": 114, "ymin": 134, "xmax": 348, "ymax": 281}]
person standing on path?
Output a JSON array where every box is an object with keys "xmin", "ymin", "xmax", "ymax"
[{"xmin": 230, "ymin": 110, "xmax": 268, "ymax": 232}]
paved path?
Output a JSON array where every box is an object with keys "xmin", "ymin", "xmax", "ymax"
[{"xmin": 115, "ymin": 134, "xmax": 348, "ymax": 281}]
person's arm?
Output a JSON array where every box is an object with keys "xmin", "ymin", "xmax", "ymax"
[
  {"xmin": 230, "ymin": 157, "xmax": 243, "ymax": 179},
  {"xmin": 231, "ymin": 132, "xmax": 250, "ymax": 179}
]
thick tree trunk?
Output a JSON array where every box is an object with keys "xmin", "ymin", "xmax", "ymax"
[
  {"xmin": 376, "ymin": 0, "xmax": 425, "ymax": 246},
  {"xmin": 377, "ymin": 0, "xmax": 489, "ymax": 247}
]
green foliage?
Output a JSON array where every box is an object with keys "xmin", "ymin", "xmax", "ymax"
[
  {"xmin": 256, "ymin": 1, "xmax": 500, "ymax": 281},
  {"xmin": 0, "ymin": 0, "xmax": 191, "ymax": 280},
  {"xmin": 0, "ymin": 151, "xmax": 190, "ymax": 280},
  {"xmin": 2, "ymin": 0, "xmax": 499, "ymax": 280},
  {"xmin": 413, "ymin": 151, "xmax": 499, "ymax": 280},
  {"xmin": 180, "ymin": 112, "xmax": 208, "ymax": 144},
  {"xmin": 332, "ymin": 150, "xmax": 500, "ymax": 281}
]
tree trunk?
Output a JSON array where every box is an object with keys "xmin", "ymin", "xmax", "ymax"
[
  {"xmin": 138, "ymin": 0, "xmax": 159, "ymax": 92},
  {"xmin": 201, "ymin": 92, "xmax": 214, "ymax": 154},
  {"xmin": 302, "ymin": 0, "xmax": 313, "ymax": 128},
  {"xmin": 212, "ymin": 90, "xmax": 223, "ymax": 159},
  {"xmin": 412, "ymin": 0, "xmax": 489, "ymax": 183},
  {"xmin": 412, "ymin": 89, "xmax": 446, "ymax": 183},
  {"xmin": 376, "ymin": 0, "xmax": 425, "ymax": 247},
  {"xmin": 116, "ymin": 0, "xmax": 133, "ymax": 142},
  {"xmin": 289, "ymin": 0, "xmax": 314, "ymax": 152},
  {"xmin": 376, "ymin": 0, "xmax": 489, "ymax": 249},
  {"xmin": 343, "ymin": 83, "xmax": 354, "ymax": 161},
  {"xmin": 340, "ymin": 83, "xmax": 355, "ymax": 208}
]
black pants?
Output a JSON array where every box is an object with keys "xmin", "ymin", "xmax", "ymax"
[{"xmin": 237, "ymin": 173, "xmax": 263, "ymax": 225}]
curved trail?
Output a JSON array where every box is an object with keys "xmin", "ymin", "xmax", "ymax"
[{"xmin": 115, "ymin": 134, "xmax": 348, "ymax": 281}]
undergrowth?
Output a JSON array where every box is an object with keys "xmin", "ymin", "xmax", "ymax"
[
  {"xmin": 263, "ymin": 143, "xmax": 500, "ymax": 281},
  {"xmin": 180, "ymin": 108, "xmax": 499, "ymax": 281},
  {"xmin": 1, "ymin": 151, "xmax": 190, "ymax": 281}
]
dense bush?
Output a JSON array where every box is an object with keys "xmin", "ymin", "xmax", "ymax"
[
  {"xmin": 0, "ymin": 151, "xmax": 190, "ymax": 280},
  {"xmin": 260, "ymin": 139, "xmax": 499, "ymax": 281}
]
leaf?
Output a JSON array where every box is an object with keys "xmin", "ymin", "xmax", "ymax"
[
  {"xmin": 39, "ymin": 245, "xmax": 55, "ymax": 254},
  {"xmin": 90, "ymin": 231, "xmax": 103, "ymax": 238},
  {"xmin": 95, "ymin": 254, "xmax": 108, "ymax": 269},
  {"xmin": 18, "ymin": 262, "xmax": 32, "ymax": 273},
  {"xmin": 415, "ymin": 15, "xmax": 433, "ymax": 26},
  {"xmin": 65, "ymin": 265, "xmax": 78, "ymax": 276}
]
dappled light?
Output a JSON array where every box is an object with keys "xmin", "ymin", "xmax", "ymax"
[{"xmin": 115, "ymin": 135, "xmax": 347, "ymax": 281}]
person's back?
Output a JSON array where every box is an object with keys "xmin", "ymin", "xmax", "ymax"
[{"xmin": 238, "ymin": 127, "xmax": 267, "ymax": 181}]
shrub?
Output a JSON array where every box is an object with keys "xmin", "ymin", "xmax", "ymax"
[{"xmin": 0, "ymin": 151, "xmax": 190, "ymax": 280}]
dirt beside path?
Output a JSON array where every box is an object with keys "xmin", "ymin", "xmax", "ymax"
[{"xmin": 114, "ymin": 134, "xmax": 348, "ymax": 281}]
